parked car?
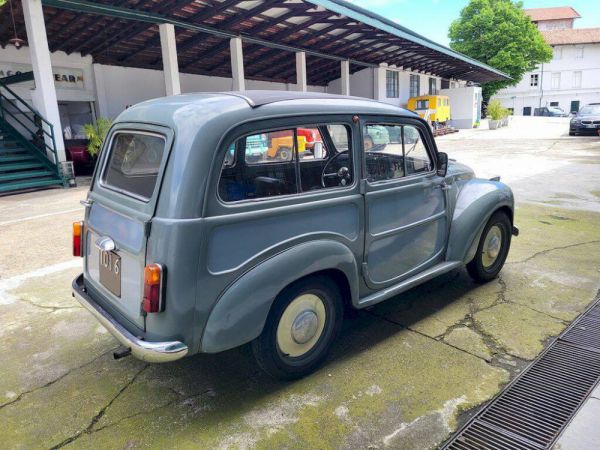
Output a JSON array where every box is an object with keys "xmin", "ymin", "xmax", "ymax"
[
  {"xmin": 72, "ymin": 91, "xmax": 518, "ymax": 380},
  {"xmin": 534, "ymin": 106, "xmax": 568, "ymax": 117},
  {"xmin": 570, "ymin": 104, "xmax": 600, "ymax": 136}
]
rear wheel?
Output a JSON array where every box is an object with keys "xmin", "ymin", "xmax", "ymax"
[
  {"xmin": 467, "ymin": 211, "xmax": 512, "ymax": 283},
  {"xmin": 252, "ymin": 276, "xmax": 343, "ymax": 380}
]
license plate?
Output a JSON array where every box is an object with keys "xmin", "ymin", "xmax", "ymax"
[{"xmin": 99, "ymin": 250, "xmax": 121, "ymax": 297}]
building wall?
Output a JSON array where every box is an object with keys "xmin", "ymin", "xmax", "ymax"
[
  {"xmin": 536, "ymin": 19, "xmax": 574, "ymax": 30},
  {"xmin": 493, "ymin": 42, "xmax": 600, "ymax": 115}
]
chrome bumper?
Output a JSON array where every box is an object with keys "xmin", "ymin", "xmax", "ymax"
[{"xmin": 72, "ymin": 274, "xmax": 188, "ymax": 363}]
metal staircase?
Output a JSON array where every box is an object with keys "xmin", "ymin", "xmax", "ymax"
[{"xmin": 0, "ymin": 77, "xmax": 63, "ymax": 194}]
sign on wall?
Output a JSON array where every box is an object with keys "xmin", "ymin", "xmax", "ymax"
[{"xmin": 0, "ymin": 63, "xmax": 85, "ymax": 89}]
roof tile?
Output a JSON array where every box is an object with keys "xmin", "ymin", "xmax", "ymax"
[{"xmin": 524, "ymin": 6, "xmax": 580, "ymax": 22}]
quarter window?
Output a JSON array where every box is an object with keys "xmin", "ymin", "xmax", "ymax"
[
  {"xmin": 363, "ymin": 124, "xmax": 432, "ymax": 183},
  {"xmin": 219, "ymin": 124, "xmax": 352, "ymax": 202}
]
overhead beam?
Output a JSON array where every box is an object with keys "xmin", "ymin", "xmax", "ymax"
[{"xmin": 41, "ymin": 0, "xmax": 376, "ymax": 68}]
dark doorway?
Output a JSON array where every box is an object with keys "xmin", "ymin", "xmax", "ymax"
[
  {"xmin": 523, "ymin": 106, "xmax": 532, "ymax": 116},
  {"xmin": 570, "ymin": 100, "xmax": 580, "ymax": 113}
]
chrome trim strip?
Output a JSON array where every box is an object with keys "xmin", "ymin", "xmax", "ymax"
[
  {"xmin": 72, "ymin": 274, "xmax": 188, "ymax": 363},
  {"xmin": 370, "ymin": 209, "xmax": 446, "ymax": 238}
]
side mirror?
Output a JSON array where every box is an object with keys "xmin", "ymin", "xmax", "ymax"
[{"xmin": 437, "ymin": 152, "xmax": 448, "ymax": 177}]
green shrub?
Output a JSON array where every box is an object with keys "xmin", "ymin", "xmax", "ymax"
[
  {"xmin": 83, "ymin": 117, "xmax": 112, "ymax": 157},
  {"xmin": 487, "ymin": 100, "xmax": 505, "ymax": 121}
]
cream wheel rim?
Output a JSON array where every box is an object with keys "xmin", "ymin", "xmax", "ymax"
[
  {"xmin": 482, "ymin": 225, "xmax": 503, "ymax": 269},
  {"xmin": 276, "ymin": 294, "xmax": 326, "ymax": 358}
]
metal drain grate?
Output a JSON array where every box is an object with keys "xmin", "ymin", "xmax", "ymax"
[{"xmin": 443, "ymin": 296, "xmax": 600, "ymax": 450}]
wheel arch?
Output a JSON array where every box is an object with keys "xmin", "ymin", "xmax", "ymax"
[
  {"xmin": 446, "ymin": 180, "xmax": 514, "ymax": 264},
  {"xmin": 200, "ymin": 240, "xmax": 359, "ymax": 353}
]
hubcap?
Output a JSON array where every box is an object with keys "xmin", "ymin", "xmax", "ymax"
[
  {"xmin": 277, "ymin": 294, "xmax": 326, "ymax": 358},
  {"xmin": 482, "ymin": 225, "xmax": 503, "ymax": 269}
]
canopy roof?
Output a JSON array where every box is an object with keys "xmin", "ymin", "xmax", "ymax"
[{"xmin": 0, "ymin": 0, "xmax": 510, "ymax": 86}]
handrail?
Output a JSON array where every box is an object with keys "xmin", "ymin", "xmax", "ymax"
[{"xmin": 0, "ymin": 80, "xmax": 59, "ymax": 169}]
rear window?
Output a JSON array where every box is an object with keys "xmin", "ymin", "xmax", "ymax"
[{"xmin": 101, "ymin": 132, "xmax": 165, "ymax": 201}]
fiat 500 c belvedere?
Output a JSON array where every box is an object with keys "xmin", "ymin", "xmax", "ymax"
[{"xmin": 72, "ymin": 91, "xmax": 518, "ymax": 379}]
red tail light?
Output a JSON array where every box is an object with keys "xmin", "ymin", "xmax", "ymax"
[
  {"xmin": 143, "ymin": 264, "xmax": 164, "ymax": 313},
  {"xmin": 73, "ymin": 221, "xmax": 83, "ymax": 257}
]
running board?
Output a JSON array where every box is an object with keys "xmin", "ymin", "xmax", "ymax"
[{"xmin": 358, "ymin": 261, "xmax": 463, "ymax": 308}]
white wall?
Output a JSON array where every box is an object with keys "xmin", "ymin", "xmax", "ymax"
[
  {"xmin": 0, "ymin": 46, "xmax": 96, "ymax": 104},
  {"xmin": 494, "ymin": 42, "xmax": 600, "ymax": 115}
]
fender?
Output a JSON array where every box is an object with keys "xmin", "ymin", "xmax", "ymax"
[
  {"xmin": 201, "ymin": 240, "xmax": 359, "ymax": 353},
  {"xmin": 445, "ymin": 179, "xmax": 514, "ymax": 263}
]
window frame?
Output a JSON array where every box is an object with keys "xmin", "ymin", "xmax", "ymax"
[
  {"xmin": 530, "ymin": 74, "xmax": 539, "ymax": 87},
  {"xmin": 98, "ymin": 129, "xmax": 168, "ymax": 203},
  {"xmin": 361, "ymin": 118, "xmax": 437, "ymax": 187},
  {"xmin": 572, "ymin": 71, "xmax": 582, "ymax": 88},
  {"xmin": 386, "ymin": 70, "xmax": 400, "ymax": 98},
  {"xmin": 216, "ymin": 120, "xmax": 356, "ymax": 205},
  {"xmin": 409, "ymin": 74, "xmax": 420, "ymax": 98},
  {"xmin": 551, "ymin": 72, "xmax": 561, "ymax": 90}
]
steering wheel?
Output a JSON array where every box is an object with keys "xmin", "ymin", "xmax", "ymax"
[{"xmin": 322, "ymin": 151, "xmax": 351, "ymax": 188}]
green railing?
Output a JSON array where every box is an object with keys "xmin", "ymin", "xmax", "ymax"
[{"xmin": 0, "ymin": 79, "xmax": 60, "ymax": 175}]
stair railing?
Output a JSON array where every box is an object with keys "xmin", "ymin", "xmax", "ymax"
[{"xmin": 0, "ymin": 79, "xmax": 60, "ymax": 174}]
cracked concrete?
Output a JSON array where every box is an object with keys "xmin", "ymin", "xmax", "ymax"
[{"xmin": 0, "ymin": 119, "xmax": 599, "ymax": 449}]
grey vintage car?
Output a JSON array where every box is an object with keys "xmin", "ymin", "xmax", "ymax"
[{"xmin": 72, "ymin": 91, "xmax": 517, "ymax": 379}]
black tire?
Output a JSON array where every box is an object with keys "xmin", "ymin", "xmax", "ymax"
[
  {"xmin": 569, "ymin": 131, "xmax": 576, "ymax": 136},
  {"xmin": 467, "ymin": 210, "xmax": 512, "ymax": 283},
  {"xmin": 252, "ymin": 276, "xmax": 343, "ymax": 380}
]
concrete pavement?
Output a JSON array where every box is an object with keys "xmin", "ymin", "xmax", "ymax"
[{"xmin": 0, "ymin": 117, "xmax": 599, "ymax": 449}]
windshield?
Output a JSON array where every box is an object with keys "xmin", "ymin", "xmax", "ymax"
[{"xmin": 580, "ymin": 105, "xmax": 600, "ymax": 115}]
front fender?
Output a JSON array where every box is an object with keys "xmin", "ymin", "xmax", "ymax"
[
  {"xmin": 446, "ymin": 179, "xmax": 514, "ymax": 263},
  {"xmin": 201, "ymin": 240, "xmax": 359, "ymax": 353}
]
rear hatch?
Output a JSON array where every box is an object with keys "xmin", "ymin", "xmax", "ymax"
[{"xmin": 83, "ymin": 123, "xmax": 173, "ymax": 330}]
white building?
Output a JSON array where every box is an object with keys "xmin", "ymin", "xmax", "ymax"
[{"xmin": 494, "ymin": 6, "xmax": 600, "ymax": 115}]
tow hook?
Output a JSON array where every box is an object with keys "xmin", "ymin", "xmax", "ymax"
[
  {"xmin": 113, "ymin": 347, "xmax": 132, "ymax": 360},
  {"xmin": 512, "ymin": 226, "xmax": 520, "ymax": 237}
]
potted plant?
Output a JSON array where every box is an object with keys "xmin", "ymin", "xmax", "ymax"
[
  {"xmin": 83, "ymin": 117, "xmax": 112, "ymax": 158},
  {"xmin": 486, "ymin": 100, "xmax": 504, "ymax": 130}
]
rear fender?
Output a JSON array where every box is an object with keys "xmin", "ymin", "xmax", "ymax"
[
  {"xmin": 446, "ymin": 179, "xmax": 514, "ymax": 263},
  {"xmin": 201, "ymin": 240, "xmax": 359, "ymax": 353}
]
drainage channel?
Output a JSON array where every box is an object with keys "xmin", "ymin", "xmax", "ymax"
[{"xmin": 443, "ymin": 294, "xmax": 600, "ymax": 450}]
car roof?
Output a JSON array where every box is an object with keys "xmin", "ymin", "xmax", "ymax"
[{"xmin": 221, "ymin": 90, "xmax": 373, "ymax": 108}]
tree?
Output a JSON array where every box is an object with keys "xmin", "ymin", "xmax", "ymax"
[{"xmin": 449, "ymin": 0, "xmax": 552, "ymax": 103}]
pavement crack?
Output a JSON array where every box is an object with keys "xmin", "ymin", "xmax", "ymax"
[
  {"xmin": 50, "ymin": 364, "xmax": 149, "ymax": 449},
  {"xmin": 18, "ymin": 297, "xmax": 81, "ymax": 312},
  {"xmin": 508, "ymin": 240, "xmax": 600, "ymax": 265},
  {"xmin": 0, "ymin": 347, "xmax": 118, "ymax": 411},
  {"xmin": 509, "ymin": 302, "xmax": 569, "ymax": 323}
]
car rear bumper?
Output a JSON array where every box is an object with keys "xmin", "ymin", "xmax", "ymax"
[{"xmin": 72, "ymin": 274, "xmax": 188, "ymax": 363}]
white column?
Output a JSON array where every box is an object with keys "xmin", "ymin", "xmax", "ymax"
[
  {"xmin": 295, "ymin": 52, "xmax": 307, "ymax": 92},
  {"xmin": 373, "ymin": 63, "xmax": 387, "ymax": 101},
  {"xmin": 159, "ymin": 23, "xmax": 181, "ymax": 96},
  {"xmin": 22, "ymin": 0, "xmax": 66, "ymax": 162},
  {"xmin": 340, "ymin": 60, "xmax": 350, "ymax": 96},
  {"xmin": 230, "ymin": 37, "xmax": 245, "ymax": 91}
]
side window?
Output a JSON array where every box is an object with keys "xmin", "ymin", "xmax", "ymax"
[
  {"xmin": 364, "ymin": 123, "xmax": 433, "ymax": 182},
  {"xmin": 404, "ymin": 125, "xmax": 433, "ymax": 175},
  {"xmin": 364, "ymin": 124, "xmax": 404, "ymax": 182},
  {"xmin": 218, "ymin": 124, "xmax": 352, "ymax": 202}
]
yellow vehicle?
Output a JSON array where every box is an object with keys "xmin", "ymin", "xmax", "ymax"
[
  {"xmin": 268, "ymin": 135, "xmax": 307, "ymax": 160},
  {"xmin": 407, "ymin": 95, "xmax": 451, "ymax": 126}
]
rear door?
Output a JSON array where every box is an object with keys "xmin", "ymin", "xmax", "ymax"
[
  {"xmin": 362, "ymin": 119, "xmax": 448, "ymax": 288},
  {"xmin": 83, "ymin": 123, "xmax": 173, "ymax": 329}
]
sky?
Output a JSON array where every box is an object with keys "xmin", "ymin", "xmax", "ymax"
[{"xmin": 347, "ymin": 0, "xmax": 600, "ymax": 47}]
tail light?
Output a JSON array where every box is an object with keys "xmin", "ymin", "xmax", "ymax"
[
  {"xmin": 73, "ymin": 221, "xmax": 83, "ymax": 257},
  {"xmin": 143, "ymin": 263, "xmax": 164, "ymax": 313}
]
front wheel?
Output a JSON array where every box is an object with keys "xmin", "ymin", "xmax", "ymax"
[
  {"xmin": 467, "ymin": 211, "xmax": 512, "ymax": 283},
  {"xmin": 252, "ymin": 276, "xmax": 343, "ymax": 380}
]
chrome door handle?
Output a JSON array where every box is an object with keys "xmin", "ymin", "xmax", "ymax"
[
  {"xmin": 80, "ymin": 199, "xmax": 94, "ymax": 207},
  {"xmin": 95, "ymin": 236, "xmax": 116, "ymax": 252},
  {"xmin": 435, "ymin": 182, "xmax": 450, "ymax": 191}
]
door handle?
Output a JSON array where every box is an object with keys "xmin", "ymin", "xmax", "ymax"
[
  {"xmin": 435, "ymin": 182, "xmax": 450, "ymax": 191},
  {"xmin": 80, "ymin": 199, "xmax": 93, "ymax": 207}
]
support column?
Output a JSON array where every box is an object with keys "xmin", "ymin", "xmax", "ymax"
[
  {"xmin": 159, "ymin": 23, "xmax": 181, "ymax": 96},
  {"xmin": 373, "ymin": 63, "xmax": 387, "ymax": 101},
  {"xmin": 340, "ymin": 60, "xmax": 350, "ymax": 96},
  {"xmin": 230, "ymin": 37, "xmax": 245, "ymax": 91},
  {"xmin": 295, "ymin": 52, "xmax": 307, "ymax": 92},
  {"xmin": 22, "ymin": 0, "xmax": 66, "ymax": 162}
]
